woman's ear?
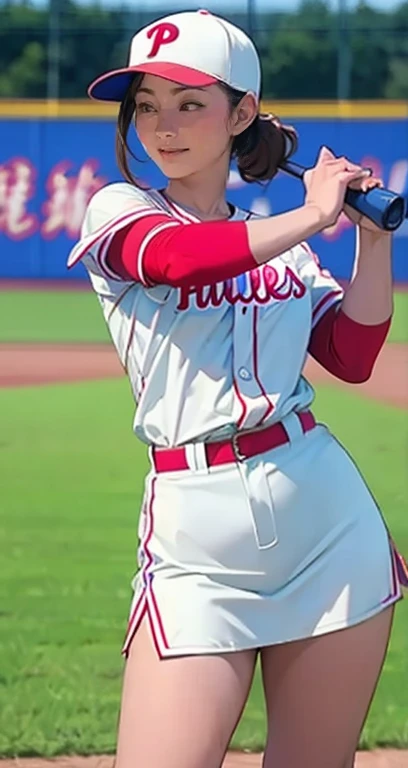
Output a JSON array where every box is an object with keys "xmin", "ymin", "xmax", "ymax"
[{"xmin": 230, "ymin": 93, "xmax": 258, "ymax": 137}]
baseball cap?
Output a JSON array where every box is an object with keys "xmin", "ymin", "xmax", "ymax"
[{"xmin": 88, "ymin": 9, "xmax": 261, "ymax": 102}]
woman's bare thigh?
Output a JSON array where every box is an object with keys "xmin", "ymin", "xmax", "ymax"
[
  {"xmin": 260, "ymin": 607, "xmax": 394, "ymax": 768},
  {"xmin": 115, "ymin": 618, "xmax": 257, "ymax": 768}
]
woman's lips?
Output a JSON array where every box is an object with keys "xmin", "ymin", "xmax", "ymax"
[{"xmin": 158, "ymin": 148, "xmax": 189, "ymax": 158}]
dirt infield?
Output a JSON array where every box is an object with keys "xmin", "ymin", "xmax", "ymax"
[
  {"xmin": 0, "ymin": 341, "xmax": 406, "ymax": 408},
  {"xmin": 0, "ymin": 343, "xmax": 123, "ymax": 388},
  {"xmin": 1, "ymin": 749, "xmax": 408, "ymax": 768}
]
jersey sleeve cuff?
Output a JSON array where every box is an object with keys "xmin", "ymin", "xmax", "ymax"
[
  {"xmin": 66, "ymin": 207, "xmax": 173, "ymax": 272},
  {"xmin": 136, "ymin": 220, "xmax": 181, "ymax": 287}
]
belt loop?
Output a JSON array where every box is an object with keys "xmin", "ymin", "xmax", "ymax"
[
  {"xmin": 185, "ymin": 442, "xmax": 209, "ymax": 473},
  {"xmin": 148, "ymin": 445, "xmax": 156, "ymax": 471},
  {"xmin": 280, "ymin": 412, "xmax": 304, "ymax": 444}
]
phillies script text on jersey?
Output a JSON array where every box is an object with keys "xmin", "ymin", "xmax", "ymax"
[{"xmin": 176, "ymin": 264, "xmax": 306, "ymax": 311}]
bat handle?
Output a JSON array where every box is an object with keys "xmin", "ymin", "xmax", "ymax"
[
  {"xmin": 279, "ymin": 159, "xmax": 406, "ymax": 232},
  {"xmin": 280, "ymin": 160, "xmax": 306, "ymax": 180}
]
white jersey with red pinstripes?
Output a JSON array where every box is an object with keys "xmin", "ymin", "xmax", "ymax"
[{"xmin": 67, "ymin": 182, "xmax": 344, "ymax": 447}]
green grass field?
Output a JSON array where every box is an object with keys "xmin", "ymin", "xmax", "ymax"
[
  {"xmin": 0, "ymin": 379, "xmax": 407, "ymax": 757},
  {"xmin": 0, "ymin": 288, "xmax": 407, "ymax": 344}
]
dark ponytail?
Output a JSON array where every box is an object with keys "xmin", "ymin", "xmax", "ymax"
[
  {"xmin": 234, "ymin": 112, "xmax": 298, "ymax": 183},
  {"xmin": 219, "ymin": 83, "xmax": 298, "ymax": 183}
]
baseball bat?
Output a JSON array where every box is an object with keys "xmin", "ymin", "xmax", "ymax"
[{"xmin": 280, "ymin": 159, "xmax": 407, "ymax": 232}]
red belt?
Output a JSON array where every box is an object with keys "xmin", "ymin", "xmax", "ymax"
[{"xmin": 151, "ymin": 411, "xmax": 316, "ymax": 473}]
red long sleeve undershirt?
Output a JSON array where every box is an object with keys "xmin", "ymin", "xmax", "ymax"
[
  {"xmin": 105, "ymin": 216, "xmax": 390, "ymax": 384},
  {"xmin": 106, "ymin": 214, "xmax": 255, "ymax": 287},
  {"xmin": 308, "ymin": 303, "xmax": 390, "ymax": 383}
]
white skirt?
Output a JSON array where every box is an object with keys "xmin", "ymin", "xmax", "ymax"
[{"xmin": 122, "ymin": 415, "xmax": 404, "ymax": 658}]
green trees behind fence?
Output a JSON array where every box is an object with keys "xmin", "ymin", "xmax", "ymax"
[{"xmin": 0, "ymin": 0, "xmax": 408, "ymax": 100}]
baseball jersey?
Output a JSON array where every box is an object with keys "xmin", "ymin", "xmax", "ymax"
[{"xmin": 67, "ymin": 182, "xmax": 344, "ymax": 447}]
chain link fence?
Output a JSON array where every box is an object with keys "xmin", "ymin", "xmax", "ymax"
[{"xmin": 0, "ymin": 2, "xmax": 407, "ymax": 100}]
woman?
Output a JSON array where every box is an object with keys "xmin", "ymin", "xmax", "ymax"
[{"xmin": 68, "ymin": 10, "xmax": 406, "ymax": 768}]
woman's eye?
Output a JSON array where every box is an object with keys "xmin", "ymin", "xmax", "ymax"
[
  {"xmin": 136, "ymin": 103, "xmax": 155, "ymax": 113},
  {"xmin": 180, "ymin": 102, "xmax": 203, "ymax": 111},
  {"xmin": 135, "ymin": 101, "xmax": 203, "ymax": 113}
]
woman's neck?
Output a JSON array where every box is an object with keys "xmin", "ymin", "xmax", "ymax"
[{"xmin": 165, "ymin": 158, "xmax": 231, "ymax": 221}]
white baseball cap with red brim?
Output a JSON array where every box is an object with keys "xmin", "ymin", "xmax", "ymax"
[{"xmin": 88, "ymin": 9, "xmax": 261, "ymax": 102}]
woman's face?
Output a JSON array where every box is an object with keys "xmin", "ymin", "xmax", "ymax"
[{"xmin": 134, "ymin": 74, "xmax": 252, "ymax": 179}]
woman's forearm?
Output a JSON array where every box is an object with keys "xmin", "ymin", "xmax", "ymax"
[
  {"xmin": 341, "ymin": 228, "xmax": 393, "ymax": 325},
  {"xmin": 247, "ymin": 204, "xmax": 324, "ymax": 265}
]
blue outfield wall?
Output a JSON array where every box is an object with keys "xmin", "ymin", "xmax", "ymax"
[{"xmin": 0, "ymin": 115, "xmax": 407, "ymax": 282}]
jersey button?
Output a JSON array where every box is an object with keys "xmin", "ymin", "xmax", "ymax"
[{"xmin": 238, "ymin": 366, "xmax": 252, "ymax": 381}]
